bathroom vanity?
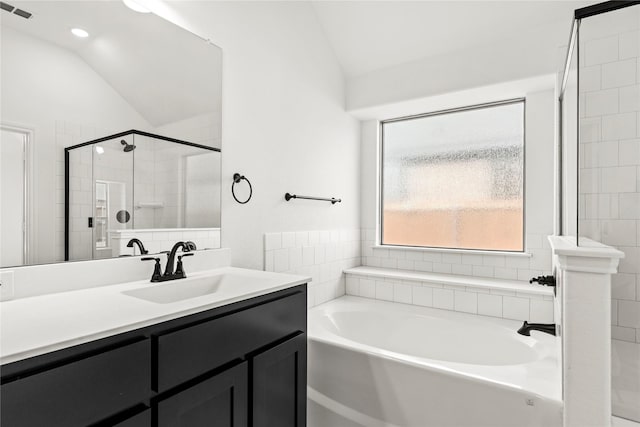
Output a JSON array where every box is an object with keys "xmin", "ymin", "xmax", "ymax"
[{"xmin": 0, "ymin": 268, "xmax": 308, "ymax": 427}]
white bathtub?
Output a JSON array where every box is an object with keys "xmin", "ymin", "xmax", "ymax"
[{"xmin": 308, "ymin": 296, "xmax": 562, "ymax": 427}]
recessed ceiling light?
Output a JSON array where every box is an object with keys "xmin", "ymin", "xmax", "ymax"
[
  {"xmin": 71, "ymin": 28, "xmax": 89, "ymax": 38},
  {"xmin": 122, "ymin": 0, "xmax": 150, "ymax": 13},
  {"xmin": 95, "ymin": 146, "xmax": 104, "ymax": 154}
]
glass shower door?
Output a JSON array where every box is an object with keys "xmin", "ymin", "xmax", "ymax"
[{"xmin": 91, "ymin": 135, "xmax": 134, "ymax": 259}]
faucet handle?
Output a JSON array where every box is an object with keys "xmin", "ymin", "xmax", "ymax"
[
  {"xmin": 185, "ymin": 241, "xmax": 197, "ymax": 251},
  {"xmin": 176, "ymin": 253, "xmax": 194, "ymax": 277},
  {"xmin": 141, "ymin": 257, "xmax": 163, "ymax": 282},
  {"xmin": 529, "ymin": 275, "xmax": 556, "ymax": 287}
]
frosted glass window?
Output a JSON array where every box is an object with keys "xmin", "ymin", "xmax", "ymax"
[{"xmin": 381, "ymin": 101, "xmax": 525, "ymax": 251}]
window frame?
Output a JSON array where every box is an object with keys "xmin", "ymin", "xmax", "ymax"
[{"xmin": 378, "ymin": 98, "xmax": 527, "ymax": 253}]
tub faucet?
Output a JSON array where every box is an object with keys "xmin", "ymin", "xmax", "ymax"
[
  {"xmin": 126, "ymin": 238, "xmax": 148, "ymax": 255},
  {"xmin": 517, "ymin": 321, "xmax": 556, "ymax": 336}
]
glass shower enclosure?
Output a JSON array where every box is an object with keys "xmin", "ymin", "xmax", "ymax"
[
  {"xmin": 64, "ymin": 130, "xmax": 221, "ymax": 261},
  {"xmin": 559, "ymin": 1, "xmax": 640, "ymax": 422}
]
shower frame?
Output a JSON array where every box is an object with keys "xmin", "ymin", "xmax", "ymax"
[
  {"xmin": 558, "ymin": 0, "xmax": 640, "ymax": 240},
  {"xmin": 64, "ymin": 129, "xmax": 220, "ymax": 261}
]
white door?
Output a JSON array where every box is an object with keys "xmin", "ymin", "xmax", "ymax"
[{"xmin": 0, "ymin": 128, "xmax": 27, "ymax": 267}]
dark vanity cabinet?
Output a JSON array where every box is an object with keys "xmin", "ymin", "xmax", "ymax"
[{"xmin": 0, "ymin": 285, "xmax": 307, "ymax": 427}]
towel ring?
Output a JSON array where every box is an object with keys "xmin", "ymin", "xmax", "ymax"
[{"xmin": 232, "ymin": 173, "xmax": 252, "ymax": 204}]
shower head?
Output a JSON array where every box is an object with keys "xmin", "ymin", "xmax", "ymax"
[{"xmin": 120, "ymin": 140, "xmax": 136, "ymax": 152}]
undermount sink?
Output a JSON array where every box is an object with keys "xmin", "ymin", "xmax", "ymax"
[{"xmin": 122, "ymin": 273, "xmax": 255, "ymax": 304}]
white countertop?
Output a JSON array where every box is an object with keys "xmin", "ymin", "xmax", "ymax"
[{"xmin": 0, "ymin": 267, "xmax": 310, "ymax": 365}]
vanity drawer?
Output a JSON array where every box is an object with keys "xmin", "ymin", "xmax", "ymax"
[
  {"xmin": 156, "ymin": 291, "xmax": 306, "ymax": 391},
  {"xmin": 1, "ymin": 339, "xmax": 151, "ymax": 427}
]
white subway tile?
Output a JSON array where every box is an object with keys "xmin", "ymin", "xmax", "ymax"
[
  {"xmin": 273, "ymin": 248, "xmax": 289, "ymax": 273},
  {"xmin": 381, "ymin": 257, "xmax": 398, "ymax": 269},
  {"xmin": 580, "ymin": 117, "xmax": 601, "ymax": 143},
  {"xmin": 423, "ymin": 252, "xmax": 443, "ymax": 263},
  {"xmin": 295, "ymin": 231, "xmax": 309, "ymax": 247},
  {"xmin": 580, "ymin": 65, "xmax": 601, "ymax": 92},
  {"xmin": 393, "ymin": 283, "xmax": 412, "ymax": 304},
  {"xmin": 585, "ymin": 35, "xmax": 618, "ymax": 66},
  {"xmin": 476, "ymin": 294, "xmax": 503, "ymax": 318},
  {"xmin": 281, "ymin": 232, "xmax": 296, "ymax": 249},
  {"xmin": 308, "ymin": 231, "xmax": 320, "ymax": 245},
  {"xmin": 505, "ymin": 256, "xmax": 530, "ymax": 269},
  {"xmin": 265, "ymin": 233, "xmax": 282, "ymax": 251},
  {"xmin": 461, "ymin": 253, "xmax": 484, "ymax": 265},
  {"xmin": 413, "ymin": 286, "xmax": 433, "ymax": 307},
  {"xmin": 302, "ymin": 247, "xmax": 315, "ymax": 266},
  {"xmin": 414, "ymin": 260, "xmax": 433, "ymax": 272},
  {"xmin": 602, "ymin": 59, "xmax": 637, "ymax": 89},
  {"xmin": 602, "ymin": 112, "xmax": 636, "ymax": 140},
  {"xmin": 620, "ymin": 85, "xmax": 640, "ymax": 113},
  {"xmin": 314, "ymin": 246, "xmax": 326, "ymax": 265},
  {"xmin": 346, "ymin": 276, "xmax": 359, "ymax": 295},
  {"xmin": 366, "ymin": 256, "xmax": 381, "ymax": 267},
  {"xmin": 375, "ymin": 281, "xmax": 394, "ymax": 301},
  {"xmin": 585, "ymin": 89, "xmax": 619, "ymax": 116},
  {"xmin": 601, "ymin": 220, "xmax": 637, "ymax": 246},
  {"xmin": 612, "ymin": 325, "xmax": 637, "ymax": 342},
  {"xmin": 613, "ymin": 273, "xmax": 637, "ymax": 301},
  {"xmin": 372, "ymin": 248, "xmax": 389, "ymax": 259},
  {"xmin": 502, "ymin": 296, "xmax": 530, "ymax": 320},
  {"xmin": 472, "ymin": 265, "xmax": 494, "ymax": 278},
  {"xmin": 359, "ymin": 279, "xmax": 375, "ymax": 298},
  {"xmin": 442, "ymin": 253, "xmax": 461, "ymax": 264},
  {"xmin": 454, "ymin": 291, "xmax": 477, "ymax": 314},
  {"xmin": 619, "ymin": 139, "xmax": 640, "ymax": 167},
  {"xmin": 264, "ymin": 250, "xmax": 274, "ymax": 272},
  {"xmin": 397, "ymin": 259, "xmax": 415, "ymax": 270},
  {"xmin": 494, "ymin": 268, "xmax": 518, "ymax": 280},
  {"xmin": 482, "ymin": 255, "xmax": 506, "ymax": 267},
  {"xmin": 618, "ymin": 300, "xmax": 640, "ymax": 328},
  {"xmin": 330, "ymin": 230, "xmax": 341, "ymax": 243},
  {"xmin": 433, "ymin": 263, "xmax": 452, "ymax": 274},
  {"xmin": 619, "ymin": 30, "xmax": 639, "ymax": 59},
  {"xmin": 433, "ymin": 288, "xmax": 454, "ymax": 310},
  {"xmin": 451, "ymin": 264, "xmax": 473, "ymax": 276},
  {"xmin": 405, "ymin": 251, "xmax": 423, "ymax": 261},
  {"xmin": 530, "ymin": 300, "xmax": 554, "ymax": 323}
]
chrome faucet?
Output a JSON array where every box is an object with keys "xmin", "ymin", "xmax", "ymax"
[
  {"xmin": 141, "ymin": 241, "xmax": 196, "ymax": 282},
  {"xmin": 517, "ymin": 321, "xmax": 556, "ymax": 336}
]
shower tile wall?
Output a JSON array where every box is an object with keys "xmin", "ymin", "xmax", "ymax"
[
  {"xmin": 578, "ymin": 29, "xmax": 640, "ymax": 345},
  {"xmin": 577, "ymin": 17, "xmax": 640, "ymax": 423}
]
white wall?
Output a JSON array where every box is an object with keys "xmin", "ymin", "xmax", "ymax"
[
  {"xmin": 347, "ymin": 19, "xmax": 570, "ymax": 114},
  {"xmin": 147, "ymin": 1, "xmax": 361, "ymax": 270}
]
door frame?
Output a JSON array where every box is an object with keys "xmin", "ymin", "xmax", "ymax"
[{"xmin": 1, "ymin": 123, "xmax": 34, "ymax": 265}]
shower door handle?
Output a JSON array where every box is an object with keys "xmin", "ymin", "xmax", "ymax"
[{"xmin": 88, "ymin": 217, "xmax": 93, "ymax": 228}]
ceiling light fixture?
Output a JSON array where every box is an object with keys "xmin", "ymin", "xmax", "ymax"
[
  {"xmin": 122, "ymin": 0, "xmax": 150, "ymax": 13},
  {"xmin": 71, "ymin": 28, "xmax": 89, "ymax": 38}
]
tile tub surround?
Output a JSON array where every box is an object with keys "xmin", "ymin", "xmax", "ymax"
[
  {"xmin": 345, "ymin": 266, "xmax": 555, "ymax": 323},
  {"xmin": 263, "ymin": 230, "xmax": 362, "ymax": 308},
  {"xmin": 111, "ymin": 228, "xmax": 221, "ymax": 257},
  {"xmin": 360, "ymin": 228, "xmax": 553, "ymax": 282}
]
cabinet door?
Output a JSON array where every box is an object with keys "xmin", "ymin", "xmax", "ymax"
[
  {"xmin": 252, "ymin": 333, "xmax": 307, "ymax": 427},
  {"xmin": 158, "ymin": 362, "xmax": 248, "ymax": 427}
]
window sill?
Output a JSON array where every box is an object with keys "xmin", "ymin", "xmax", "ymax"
[{"xmin": 373, "ymin": 244, "xmax": 533, "ymax": 258}]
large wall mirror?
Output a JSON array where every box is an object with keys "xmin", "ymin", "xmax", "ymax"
[{"xmin": 0, "ymin": 1, "xmax": 222, "ymax": 267}]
